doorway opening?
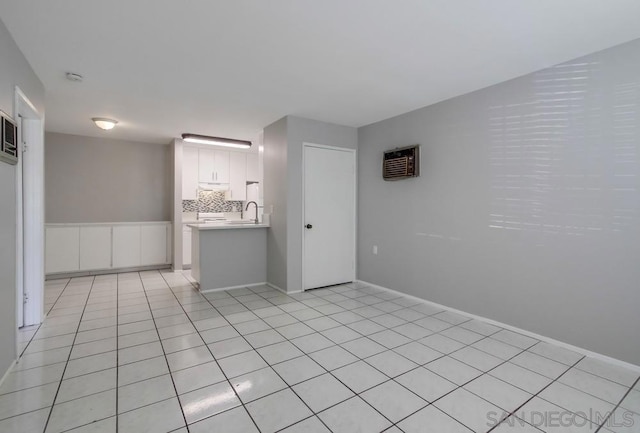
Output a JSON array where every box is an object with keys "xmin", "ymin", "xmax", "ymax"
[{"xmin": 15, "ymin": 86, "xmax": 45, "ymax": 330}]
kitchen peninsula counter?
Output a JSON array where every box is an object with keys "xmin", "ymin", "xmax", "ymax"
[{"xmin": 189, "ymin": 222, "xmax": 269, "ymax": 291}]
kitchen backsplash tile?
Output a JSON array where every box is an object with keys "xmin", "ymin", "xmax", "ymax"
[{"xmin": 182, "ymin": 190, "xmax": 244, "ymax": 213}]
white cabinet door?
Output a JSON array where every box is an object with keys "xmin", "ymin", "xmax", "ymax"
[
  {"xmin": 198, "ymin": 149, "xmax": 230, "ymax": 184},
  {"xmin": 246, "ymin": 154, "xmax": 259, "ymax": 182},
  {"xmin": 45, "ymin": 227, "xmax": 80, "ymax": 274},
  {"xmin": 214, "ymin": 151, "xmax": 230, "ymax": 183},
  {"xmin": 225, "ymin": 152, "xmax": 247, "ymax": 201},
  {"xmin": 80, "ymin": 226, "xmax": 112, "ymax": 270},
  {"xmin": 183, "ymin": 225, "xmax": 192, "ymax": 266},
  {"xmin": 112, "ymin": 226, "xmax": 141, "ymax": 268},
  {"xmin": 141, "ymin": 225, "xmax": 168, "ymax": 265},
  {"xmin": 198, "ymin": 149, "xmax": 215, "ymax": 183},
  {"xmin": 182, "ymin": 147, "xmax": 199, "ymax": 200}
]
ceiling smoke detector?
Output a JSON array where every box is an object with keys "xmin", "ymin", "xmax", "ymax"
[{"xmin": 65, "ymin": 72, "xmax": 84, "ymax": 82}]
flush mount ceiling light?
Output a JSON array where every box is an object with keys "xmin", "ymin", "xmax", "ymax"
[
  {"xmin": 182, "ymin": 133, "xmax": 251, "ymax": 149},
  {"xmin": 92, "ymin": 117, "xmax": 118, "ymax": 130}
]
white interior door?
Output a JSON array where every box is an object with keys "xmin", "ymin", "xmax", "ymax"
[{"xmin": 303, "ymin": 144, "xmax": 356, "ymax": 290}]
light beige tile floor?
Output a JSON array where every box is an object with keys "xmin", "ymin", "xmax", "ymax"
[{"xmin": 0, "ymin": 270, "xmax": 638, "ymax": 433}]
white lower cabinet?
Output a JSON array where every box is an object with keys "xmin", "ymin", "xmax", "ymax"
[
  {"xmin": 45, "ymin": 227, "xmax": 80, "ymax": 274},
  {"xmin": 112, "ymin": 225, "xmax": 142, "ymax": 268},
  {"xmin": 45, "ymin": 222, "xmax": 171, "ymax": 275},
  {"xmin": 141, "ymin": 225, "xmax": 168, "ymax": 266},
  {"xmin": 80, "ymin": 226, "xmax": 112, "ymax": 270},
  {"xmin": 183, "ymin": 225, "xmax": 192, "ymax": 267}
]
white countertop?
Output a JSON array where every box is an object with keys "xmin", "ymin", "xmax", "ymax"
[
  {"xmin": 189, "ymin": 221, "xmax": 270, "ymax": 230},
  {"xmin": 46, "ymin": 221, "xmax": 171, "ymax": 227}
]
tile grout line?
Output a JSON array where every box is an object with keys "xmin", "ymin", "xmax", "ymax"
[
  {"xmin": 485, "ymin": 355, "xmax": 586, "ymax": 432},
  {"xmin": 219, "ymin": 282, "xmax": 435, "ymax": 431},
  {"xmin": 155, "ymin": 272, "xmax": 268, "ymax": 433},
  {"xmin": 9, "ymin": 272, "xmax": 634, "ymax": 433},
  {"xmin": 594, "ymin": 376, "xmax": 639, "ymax": 433},
  {"xmin": 221, "ymin": 280, "xmax": 581, "ymax": 432},
  {"xmin": 17, "ymin": 278, "xmax": 72, "ymax": 359},
  {"xmin": 172, "ymin": 274, "xmax": 340, "ymax": 432},
  {"xmin": 195, "ymin": 279, "xmax": 529, "ymax": 431},
  {"xmin": 41, "ymin": 276, "xmax": 97, "ymax": 433},
  {"xmin": 135, "ymin": 272, "xmax": 192, "ymax": 433}
]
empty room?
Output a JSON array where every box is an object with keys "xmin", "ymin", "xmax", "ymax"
[{"xmin": 0, "ymin": 1, "xmax": 639, "ymax": 432}]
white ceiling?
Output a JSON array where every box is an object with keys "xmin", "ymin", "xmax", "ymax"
[{"xmin": 2, "ymin": 1, "xmax": 640, "ymax": 144}]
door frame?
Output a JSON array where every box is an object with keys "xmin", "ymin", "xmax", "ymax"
[
  {"xmin": 301, "ymin": 142, "xmax": 357, "ymax": 291},
  {"xmin": 15, "ymin": 86, "xmax": 45, "ymax": 329}
]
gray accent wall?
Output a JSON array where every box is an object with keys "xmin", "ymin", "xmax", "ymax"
[
  {"xmin": 45, "ymin": 132, "xmax": 171, "ymax": 223},
  {"xmin": 358, "ymin": 38, "xmax": 640, "ymax": 365},
  {"xmin": 264, "ymin": 116, "xmax": 357, "ymax": 292},
  {"xmin": 264, "ymin": 117, "xmax": 288, "ymax": 291},
  {"xmin": 0, "ymin": 18, "xmax": 45, "ymax": 377}
]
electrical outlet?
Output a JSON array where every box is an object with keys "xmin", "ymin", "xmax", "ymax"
[{"xmin": 373, "ymin": 245, "xmax": 378, "ymax": 255}]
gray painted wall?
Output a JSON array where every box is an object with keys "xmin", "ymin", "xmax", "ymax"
[
  {"xmin": 358, "ymin": 38, "xmax": 640, "ymax": 365},
  {"xmin": 263, "ymin": 116, "xmax": 357, "ymax": 292},
  {"xmin": 264, "ymin": 117, "xmax": 289, "ymax": 291},
  {"xmin": 0, "ymin": 18, "xmax": 45, "ymax": 377},
  {"xmin": 45, "ymin": 132, "xmax": 171, "ymax": 223}
]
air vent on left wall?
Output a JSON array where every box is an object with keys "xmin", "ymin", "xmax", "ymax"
[{"xmin": 0, "ymin": 111, "xmax": 18, "ymax": 165}]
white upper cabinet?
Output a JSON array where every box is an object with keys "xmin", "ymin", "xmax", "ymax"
[
  {"xmin": 225, "ymin": 152, "xmax": 247, "ymax": 201},
  {"xmin": 182, "ymin": 146, "xmax": 199, "ymax": 200},
  {"xmin": 246, "ymin": 154, "xmax": 259, "ymax": 183},
  {"xmin": 198, "ymin": 149, "xmax": 230, "ymax": 184},
  {"xmin": 198, "ymin": 149, "xmax": 215, "ymax": 183},
  {"xmin": 214, "ymin": 151, "xmax": 230, "ymax": 184}
]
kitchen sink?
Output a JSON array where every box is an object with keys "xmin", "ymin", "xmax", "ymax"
[{"xmin": 225, "ymin": 220, "xmax": 258, "ymax": 225}]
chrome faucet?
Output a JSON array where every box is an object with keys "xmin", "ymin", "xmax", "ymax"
[{"xmin": 246, "ymin": 201, "xmax": 259, "ymax": 224}]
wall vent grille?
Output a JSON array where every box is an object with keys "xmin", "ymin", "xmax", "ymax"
[
  {"xmin": 383, "ymin": 145, "xmax": 419, "ymax": 180},
  {"xmin": 0, "ymin": 111, "xmax": 18, "ymax": 165}
]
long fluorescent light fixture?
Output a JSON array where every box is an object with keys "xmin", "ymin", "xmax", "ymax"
[{"xmin": 182, "ymin": 133, "xmax": 251, "ymax": 149}]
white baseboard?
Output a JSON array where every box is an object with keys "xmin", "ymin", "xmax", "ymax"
[
  {"xmin": 357, "ymin": 280, "xmax": 640, "ymax": 374},
  {"xmin": 266, "ymin": 282, "xmax": 300, "ymax": 294},
  {"xmin": 0, "ymin": 359, "xmax": 17, "ymax": 389},
  {"xmin": 46, "ymin": 264, "xmax": 171, "ymax": 280},
  {"xmin": 200, "ymin": 282, "xmax": 268, "ymax": 294}
]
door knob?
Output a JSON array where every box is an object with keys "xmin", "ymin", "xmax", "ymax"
[{"xmin": 305, "ymin": 224, "xmax": 313, "ymax": 229}]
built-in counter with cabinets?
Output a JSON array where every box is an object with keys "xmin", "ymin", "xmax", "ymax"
[
  {"xmin": 45, "ymin": 222, "xmax": 172, "ymax": 276},
  {"xmin": 189, "ymin": 221, "xmax": 269, "ymax": 292}
]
